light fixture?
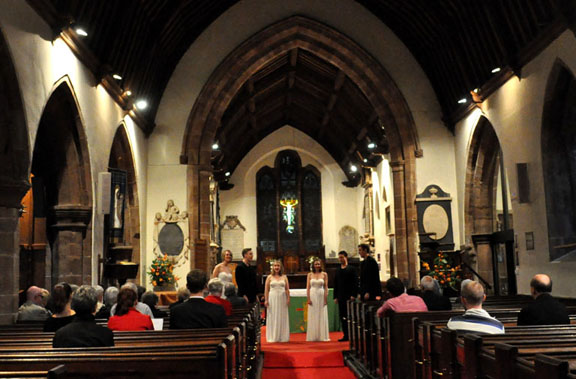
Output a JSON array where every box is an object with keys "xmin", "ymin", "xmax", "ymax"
[
  {"xmin": 125, "ymin": 90, "xmax": 132, "ymax": 97},
  {"xmin": 473, "ymin": 88, "xmax": 479, "ymax": 93},
  {"xmin": 350, "ymin": 165, "xmax": 358, "ymax": 173},
  {"xmin": 135, "ymin": 100, "xmax": 148, "ymax": 110},
  {"xmin": 458, "ymin": 98, "xmax": 467, "ymax": 104},
  {"xmin": 75, "ymin": 28, "xmax": 88, "ymax": 37},
  {"xmin": 212, "ymin": 143, "xmax": 219, "ymax": 150},
  {"xmin": 225, "ymin": 172, "xmax": 231, "ymax": 177},
  {"xmin": 112, "ymin": 74, "xmax": 122, "ymax": 80},
  {"xmin": 491, "ymin": 67, "xmax": 501, "ymax": 74},
  {"xmin": 363, "ymin": 158, "xmax": 368, "ymax": 163},
  {"xmin": 367, "ymin": 142, "xmax": 376, "ymax": 149}
]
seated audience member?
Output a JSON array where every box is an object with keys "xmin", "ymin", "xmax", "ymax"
[
  {"xmin": 95, "ymin": 286, "xmax": 118, "ymax": 319},
  {"xmin": 170, "ymin": 269, "xmax": 227, "ymax": 329},
  {"xmin": 94, "ymin": 285, "xmax": 104, "ymax": 313},
  {"xmin": 53, "ymin": 285, "xmax": 114, "ymax": 347},
  {"xmin": 141, "ymin": 291, "xmax": 168, "ymax": 318},
  {"xmin": 110, "ymin": 282, "xmax": 153, "ymax": 317},
  {"xmin": 447, "ymin": 281, "xmax": 504, "ymax": 334},
  {"xmin": 224, "ymin": 283, "xmax": 247, "ymax": 307},
  {"xmin": 17, "ymin": 286, "xmax": 51, "ymax": 321},
  {"xmin": 44, "ymin": 282, "xmax": 76, "ymax": 332},
  {"xmin": 205, "ymin": 278, "xmax": 233, "ymax": 316},
  {"xmin": 517, "ymin": 274, "xmax": 570, "ymax": 326},
  {"xmin": 170, "ymin": 288, "xmax": 191, "ymax": 310},
  {"xmin": 420, "ymin": 275, "xmax": 452, "ymax": 311},
  {"xmin": 377, "ymin": 277, "xmax": 428, "ymax": 316},
  {"xmin": 108, "ymin": 288, "xmax": 154, "ymax": 331}
]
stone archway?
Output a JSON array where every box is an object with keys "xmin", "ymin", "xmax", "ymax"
[
  {"xmin": 464, "ymin": 116, "xmax": 502, "ymax": 288},
  {"xmin": 182, "ymin": 16, "xmax": 420, "ymax": 282},
  {"xmin": 31, "ymin": 79, "xmax": 92, "ymax": 287},
  {"xmin": 0, "ymin": 29, "xmax": 30, "ymax": 324},
  {"xmin": 108, "ymin": 124, "xmax": 141, "ymax": 281}
]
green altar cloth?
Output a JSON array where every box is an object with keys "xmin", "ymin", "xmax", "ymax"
[{"xmin": 288, "ymin": 288, "xmax": 340, "ymax": 333}]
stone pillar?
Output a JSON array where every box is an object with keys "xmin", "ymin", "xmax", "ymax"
[
  {"xmin": 51, "ymin": 205, "xmax": 92, "ymax": 285},
  {"xmin": 187, "ymin": 164, "xmax": 213, "ymax": 272},
  {"xmin": 390, "ymin": 161, "xmax": 409, "ymax": 282},
  {"xmin": 0, "ymin": 180, "xmax": 30, "ymax": 324}
]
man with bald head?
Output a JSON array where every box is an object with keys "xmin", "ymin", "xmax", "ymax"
[
  {"xmin": 17, "ymin": 286, "xmax": 50, "ymax": 321},
  {"xmin": 447, "ymin": 281, "xmax": 504, "ymax": 334},
  {"xmin": 517, "ymin": 274, "xmax": 570, "ymax": 326}
]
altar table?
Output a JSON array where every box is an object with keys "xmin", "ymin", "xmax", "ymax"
[{"xmin": 287, "ymin": 288, "xmax": 340, "ymax": 333}]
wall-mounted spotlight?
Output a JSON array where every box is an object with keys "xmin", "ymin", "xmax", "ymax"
[
  {"xmin": 367, "ymin": 142, "xmax": 376, "ymax": 149},
  {"xmin": 125, "ymin": 90, "xmax": 132, "ymax": 97},
  {"xmin": 75, "ymin": 27, "xmax": 88, "ymax": 37},
  {"xmin": 135, "ymin": 100, "xmax": 148, "ymax": 110},
  {"xmin": 112, "ymin": 74, "xmax": 123, "ymax": 80},
  {"xmin": 225, "ymin": 172, "xmax": 231, "ymax": 177},
  {"xmin": 458, "ymin": 98, "xmax": 467, "ymax": 104},
  {"xmin": 212, "ymin": 143, "xmax": 219, "ymax": 150},
  {"xmin": 491, "ymin": 67, "xmax": 501, "ymax": 74},
  {"xmin": 350, "ymin": 164, "xmax": 358, "ymax": 173}
]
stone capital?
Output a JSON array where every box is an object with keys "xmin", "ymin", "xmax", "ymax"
[{"xmin": 51, "ymin": 204, "xmax": 92, "ymax": 232}]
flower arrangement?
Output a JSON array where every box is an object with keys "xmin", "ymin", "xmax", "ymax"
[
  {"xmin": 422, "ymin": 252, "xmax": 462, "ymax": 290},
  {"xmin": 147, "ymin": 254, "xmax": 178, "ymax": 287}
]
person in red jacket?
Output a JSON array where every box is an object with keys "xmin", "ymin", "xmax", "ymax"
[
  {"xmin": 204, "ymin": 278, "xmax": 232, "ymax": 316},
  {"xmin": 108, "ymin": 288, "xmax": 153, "ymax": 331}
]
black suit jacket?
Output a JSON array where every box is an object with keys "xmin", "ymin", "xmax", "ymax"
[
  {"xmin": 421, "ymin": 290, "xmax": 452, "ymax": 311},
  {"xmin": 53, "ymin": 315, "xmax": 114, "ymax": 348},
  {"xmin": 517, "ymin": 293, "xmax": 570, "ymax": 326},
  {"xmin": 235, "ymin": 261, "xmax": 258, "ymax": 302},
  {"xmin": 334, "ymin": 265, "xmax": 359, "ymax": 301},
  {"xmin": 170, "ymin": 298, "xmax": 228, "ymax": 329},
  {"xmin": 360, "ymin": 255, "xmax": 382, "ymax": 300}
]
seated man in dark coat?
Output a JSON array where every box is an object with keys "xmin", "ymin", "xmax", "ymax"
[
  {"xmin": 517, "ymin": 274, "xmax": 570, "ymax": 326},
  {"xmin": 53, "ymin": 285, "xmax": 114, "ymax": 348},
  {"xmin": 420, "ymin": 275, "xmax": 452, "ymax": 311},
  {"xmin": 170, "ymin": 269, "xmax": 228, "ymax": 329}
]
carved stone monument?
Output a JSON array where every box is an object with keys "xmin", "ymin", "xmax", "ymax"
[{"xmin": 220, "ymin": 216, "xmax": 246, "ymax": 256}]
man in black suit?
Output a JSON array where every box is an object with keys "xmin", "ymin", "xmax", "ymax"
[
  {"xmin": 334, "ymin": 251, "xmax": 359, "ymax": 341},
  {"xmin": 517, "ymin": 274, "xmax": 570, "ymax": 326},
  {"xmin": 53, "ymin": 285, "xmax": 114, "ymax": 348},
  {"xmin": 170, "ymin": 269, "xmax": 228, "ymax": 329},
  {"xmin": 420, "ymin": 275, "xmax": 452, "ymax": 311},
  {"xmin": 358, "ymin": 244, "xmax": 382, "ymax": 301},
  {"xmin": 235, "ymin": 248, "xmax": 258, "ymax": 303}
]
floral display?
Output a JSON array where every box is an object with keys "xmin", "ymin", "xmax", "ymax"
[
  {"xmin": 422, "ymin": 251, "xmax": 462, "ymax": 290},
  {"xmin": 147, "ymin": 254, "xmax": 178, "ymax": 287}
]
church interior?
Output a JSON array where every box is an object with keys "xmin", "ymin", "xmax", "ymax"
[{"xmin": 1, "ymin": 0, "xmax": 576, "ymax": 377}]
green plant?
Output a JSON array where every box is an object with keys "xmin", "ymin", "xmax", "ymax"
[{"xmin": 423, "ymin": 252, "xmax": 462, "ymax": 290}]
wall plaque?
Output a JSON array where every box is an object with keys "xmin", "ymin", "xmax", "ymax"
[{"xmin": 416, "ymin": 185, "xmax": 454, "ymax": 250}]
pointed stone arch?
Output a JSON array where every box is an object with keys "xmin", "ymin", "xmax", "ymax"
[
  {"xmin": 31, "ymin": 78, "xmax": 93, "ymax": 286},
  {"xmin": 541, "ymin": 59, "xmax": 576, "ymax": 261},
  {"xmin": 108, "ymin": 124, "xmax": 141, "ymax": 280},
  {"xmin": 182, "ymin": 16, "xmax": 420, "ymax": 282},
  {"xmin": 0, "ymin": 28, "xmax": 30, "ymax": 323}
]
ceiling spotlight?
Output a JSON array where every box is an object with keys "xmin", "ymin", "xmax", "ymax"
[
  {"xmin": 212, "ymin": 143, "xmax": 219, "ymax": 150},
  {"xmin": 491, "ymin": 67, "xmax": 501, "ymax": 74},
  {"xmin": 75, "ymin": 28, "xmax": 88, "ymax": 37},
  {"xmin": 473, "ymin": 88, "xmax": 479, "ymax": 93},
  {"xmin": 225, "ymin": 172, "xmax": 231, "ymax": 177},
  {"xmin": 350, "ymin": 165, "xmax": 358, "ymax": 173},
  {"xmin": 363, "ymin": 158, "xmax": 368, "ymax": 163},
  {"xmin": 135, "ymin": 100, "xmax": 148, "ymax": 110},
  {"xmin": 458, "ymin": 98, "xmax": 467, "ymax": 104},
  {"xmin": 125, "ymin": 90, "xmax": 132, "ymax": 97},
  {"xmin": 367, "ymin": 142, "xmax": 376, "ymax": 149},
  {"xmin": 112, "ymin": 74, "xmax": 122, "ymax": 80}
]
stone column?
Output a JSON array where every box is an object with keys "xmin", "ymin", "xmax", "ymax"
[
  {"xmin": 390, "ymin": 161, "xmax": 409, "ymax": 282},
  {"xmin": 0, "ymin": 180, "xmax": 29, "ymax": 324},
  {"xmin": 187, "ymin": 164, "xmax": 212, "ymax": 271},
  {"xmin": 51, "ymin": 205, "xmax": 92, "ymax": 285}
]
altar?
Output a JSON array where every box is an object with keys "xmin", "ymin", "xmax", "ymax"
[{"xmin": 287, "ymin": 288, "xmax": 340, "ymax": 333}]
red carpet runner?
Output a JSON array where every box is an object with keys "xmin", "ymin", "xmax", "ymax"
[{"xmin": 261, "ymin": 328, "xmax": 355, "ymax": 379}]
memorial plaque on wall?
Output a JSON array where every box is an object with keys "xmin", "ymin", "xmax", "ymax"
[
  {"xmin": 338, "ymin": 226, "xmax": 358, "ymax": 257},
  {"xmin": 221, "ymin": 216, "xmax": 246, "ymax": 256},
  {"xmin": 416, "ymin": 185, "xmax": 454, "ymax": 250}
]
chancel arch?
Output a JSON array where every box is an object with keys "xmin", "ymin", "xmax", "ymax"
[
  {"xmin": 542, "ymin": 60, "xmax": 576, "ymax": 262},
  {"xmin": 464, "ymin": 116, "xmax": 515, "ymax": 295},
  {"xmin": 182, "ymin": 16, "xmax": 420, "ymax": 283},
  {"xmin": 0, "ymin": 28, "xmax": 30, "ymax": 323},
  {"xmin": 27, "ymin": 79, "xmax": 92, "ymax": 288}
]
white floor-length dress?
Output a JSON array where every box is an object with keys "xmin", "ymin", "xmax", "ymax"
[
  {"xmin": 266, "ymin": 278, "xmax": 290, "ymax": 342},
  {"xmin": 306, "ymin": 278, "xmax": 330, "ymax": 341}
]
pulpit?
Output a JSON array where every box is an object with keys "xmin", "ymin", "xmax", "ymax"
[{"xmin": 103, "ymin": 245, "xmax": 138, "ymax": 286}]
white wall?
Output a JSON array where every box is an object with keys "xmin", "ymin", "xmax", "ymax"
[
  {"xmin": 454, "ymin": 31, "xmax": 576, "ymax": 297},
  {"xmin": 0, "ymin": 1, "xmax": 148, "ymax": 284},
  {"xmin": 219, "ymin": 126, "xmax": 362, "ymax": 260}
]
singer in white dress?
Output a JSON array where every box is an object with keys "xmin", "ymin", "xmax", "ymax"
[
  {"xmin": 306, "ymin": 258, "xmax": 330, "ymax": 341},
  {"xmin": 264, "ymin": 260, "xmax": 290, "ymax": 343},
  {"xmin": 212, "ymin": 250, "xmax": 235, "ymax": 298}
]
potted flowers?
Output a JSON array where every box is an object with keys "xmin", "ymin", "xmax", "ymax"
[{"xmin": 148, "ymin": 254, "xmax": 178, "ymax": 291}]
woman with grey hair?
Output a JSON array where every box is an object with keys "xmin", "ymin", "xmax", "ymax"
[
  {"xmin": 53, "ymin": 285, "xmax": 114, "ymax": 347},
  {"xmin": 420, "ymin": 275, "xmax": 452, "ymax": 311},
  {"xmin": 95, "ymin": 286, "xmax": 118, "ymax": 319},
  {"xmin": 224, "ymin": 283, "xmax": 247, "ymax": 307},
  {"xmin": 204, "ymin": 278, "xmax": 232, "ymax": 316}
]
